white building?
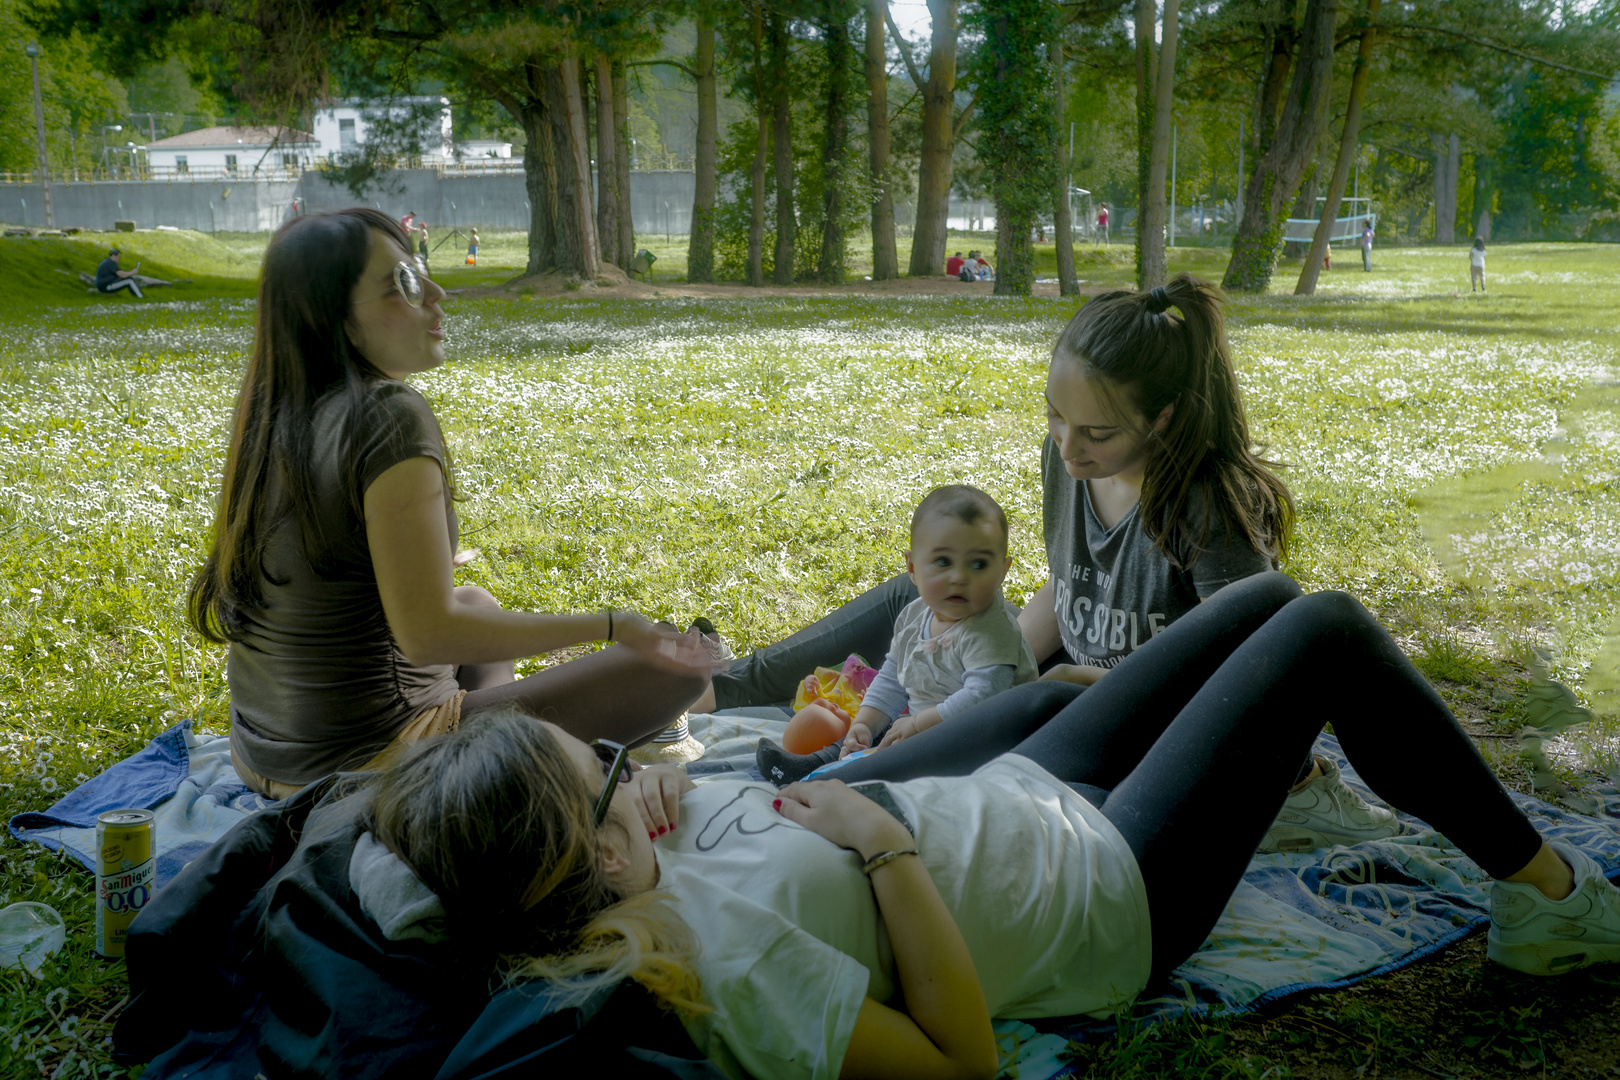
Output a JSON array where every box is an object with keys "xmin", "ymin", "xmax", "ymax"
[
  {"xmin": 143, "ymin": 126, "xmax": 318, "ymax": 177},
  {"xmin": 455, "ymin": 139, "xmax": 513, "ymax": 159},
  {"xmin": 312, "ymin": 97, "xmax": 454, "ymax": 163}
]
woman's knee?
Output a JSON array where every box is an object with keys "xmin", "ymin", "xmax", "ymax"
[{"xmin": 1239, "ymin": 570, "xmax": 1304, "ymax": 608}]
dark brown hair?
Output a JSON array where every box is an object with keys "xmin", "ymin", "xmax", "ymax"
[
  {"xmin": 188, "ymin": 207, "xmax": 418, "ymax": 642},
  {"xmin": 1052, "ymin": 272, "xmax": 1293, "ymax": 565},
  {"xmin": 910, "ymin": 484, "xmax": 1009, "ymax": 550}
]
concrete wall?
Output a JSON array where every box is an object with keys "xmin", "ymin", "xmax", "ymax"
[
  {"xmin": 4, "ymin": 168, "xmax": 705, "ymax": 235},
  {"xmin": 2, "ymin": 177, "xmax": 301, "ymax": 232}
]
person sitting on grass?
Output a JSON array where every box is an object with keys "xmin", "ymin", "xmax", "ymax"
[
  {"xmin": 187, "ymin": 207, "xmax": 714, "ymax": 802},
  {"xmin": 756, "ymin": 484, "xmax": 1037, "ymax": 784},
  {"xmin": 356, "ymin": 575, "xmax": 1620, "ymax": 1080},
  {"xmin": 95, "ymin": 248, "xmax": 144, "ymax": 299}
]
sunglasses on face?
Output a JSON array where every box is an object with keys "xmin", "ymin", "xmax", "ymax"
[
  {"xmin": 354, "ymin": 259, "xmax": 427, "ymax": 308},
  {"xmin": 590, "ymin": 739, "xmax": 633, "ymax": 826}
]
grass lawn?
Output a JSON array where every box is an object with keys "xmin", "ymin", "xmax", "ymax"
[{"xmin": 1, "ymin": 231, "xmax": 1617, "ymax": 1076}]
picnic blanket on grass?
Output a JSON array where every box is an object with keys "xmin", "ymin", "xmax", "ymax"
[{"xmin": 9, "ymin": 714, "xmax": 1620, "ymax": 1077}]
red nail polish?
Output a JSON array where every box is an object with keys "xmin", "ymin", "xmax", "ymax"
[
  {"xmin": 657, "ymin": 826, "xmax": 667, "ymax": 835},
  {"xmin": 772, "ymin": 799, "xmax": 782, "ymax": 811},
  {"xmin": 649, "ymin": 832, "xmax": 656, "ymax": 841}
]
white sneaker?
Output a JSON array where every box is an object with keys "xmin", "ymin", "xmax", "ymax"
[
  {"xmin": 1257, "ymin": 756, "xmax": 1403, "ymax": 854},
  {"xmin": 1488, "ymin": 842, "xmax": 1620, "ymax": 976}
]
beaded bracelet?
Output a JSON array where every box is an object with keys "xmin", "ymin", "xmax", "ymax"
[{"xmin": 861, "ymin": 849, "xmax": 919, "ymax": 875}]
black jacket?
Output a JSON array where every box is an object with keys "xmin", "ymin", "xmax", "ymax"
[{"xmin": 113, "ymin": 776, "xmax": 719, "ymax": 1080}]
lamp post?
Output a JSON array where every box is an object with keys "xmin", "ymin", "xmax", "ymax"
[{"xmin": 25, "ymin": 41, "xmax": 54, "ymax": 228}]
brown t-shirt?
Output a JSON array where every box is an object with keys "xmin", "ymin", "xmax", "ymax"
[{"xmin": 227, "ymin": 380, "xmax": 459, "ymax": 785}]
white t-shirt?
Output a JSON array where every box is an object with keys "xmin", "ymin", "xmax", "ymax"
[
  {"xmin": 1470, "ymin": 247, "xmax": 1486, "ymax": 268},
  {"xmin": 661, "ymin": 756, "xmax": 1151, "ymax": 1080}
]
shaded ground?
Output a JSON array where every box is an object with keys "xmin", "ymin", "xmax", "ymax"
[{"xmin": 447, "ymin": 265, "xmax": 1112, "ymax": 301}]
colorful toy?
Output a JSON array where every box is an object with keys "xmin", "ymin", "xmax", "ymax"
[{"xmin": 790, "ymin": 654, "xmax": 877, "ymax": 719}]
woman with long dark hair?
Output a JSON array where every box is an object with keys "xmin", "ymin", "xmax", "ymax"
[{"xmin": 189, "ymin": 209, "xmax": 709, "ymax": 799}]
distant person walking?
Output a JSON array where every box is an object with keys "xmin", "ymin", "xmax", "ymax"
[
  {"xmin": 466, "ymin": 227, "xmax": 480, "ymax": 266},
  {"xmin": 1097, "ymin": 203, "xmax": 1110, "ymax": 245},
  {"xmin": 416, "ymin": 222, "xmax": 430, "ymax": 276},
  {"xmin": 1470, "ymin": 237, "xmax": 1487, "ymax": 292},
  {"xmin": 1361, "ymin": 222, "xmax": 1374, "ymax": 272},
  {"xmin": 94, "ymin": 248, "xmax": 144, "ymax": 299}
]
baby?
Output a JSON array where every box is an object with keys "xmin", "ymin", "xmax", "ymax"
[{"xmin": 758, "ymin": 484, "xmax": 1038, "ymax": 784}]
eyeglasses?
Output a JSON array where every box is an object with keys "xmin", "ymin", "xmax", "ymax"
[
  {"xmin": 590, "ymin": 739, "xmax": 633, "ymax": 827},
  {"xmin": 354, "ymin": 259, "xmax": 427, "ymax": 308}
]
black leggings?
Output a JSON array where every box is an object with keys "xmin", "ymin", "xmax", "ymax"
[{"xmin": 826, "ymin": 572, "xmax": 1545, "ymax": 979}]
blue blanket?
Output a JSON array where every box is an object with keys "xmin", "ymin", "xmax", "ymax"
[{"xmin": 10, "ymin": 721, "xmax": 1620, "ymax": 1079}]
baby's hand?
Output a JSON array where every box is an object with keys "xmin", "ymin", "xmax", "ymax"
[{"xmin": 839, "ymin": 722, "xmax": 873, "ymax": 759}]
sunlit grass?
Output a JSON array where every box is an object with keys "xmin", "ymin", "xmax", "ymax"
[{"xmin": 1, "ymin": 238, "xmax": 1617, "ymax": 1077}]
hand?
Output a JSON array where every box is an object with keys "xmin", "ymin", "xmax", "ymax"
[
  {"xmin": 875, "ymin": 717, "xmax": 919, "ymax": 750},
  {"xmin": 839, "ymin": 721, "xmax": 873, "ymax": 759},
  {"xmin": 628, "ymin": 763, "xmax": 695, "ymax": 840},
  {"xmin": 774, "ymin": 780, "xmax": 912, "ymax": 859},
  {"xmin": 875, "ymin": 709, "xmax": 941, "ymax": 750},
  {"xmin": 613, "ymin": 612, "xmax": 719, "ymax": 675},
  {"xmin": 1038, "ymin": 663, "xmax": 1106, "ymax": 687}
]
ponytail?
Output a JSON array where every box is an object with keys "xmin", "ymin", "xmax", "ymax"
[{"xmin": 1050, "ymin": 272, "xmax": 1294, "ymax": 566}]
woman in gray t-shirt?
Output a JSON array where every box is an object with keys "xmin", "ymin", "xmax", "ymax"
[{"xmin": 188, "ymin": 209, "xmax": 712, "ymax": 798}]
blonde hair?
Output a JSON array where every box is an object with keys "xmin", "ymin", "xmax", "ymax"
[{"xmin": 366, "ymin": 707, "xmax": 708, "ymax": 1016}]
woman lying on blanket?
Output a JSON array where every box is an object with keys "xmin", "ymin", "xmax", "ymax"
[
  {"xmin": 186, "ymin": 208, "xmax": 712, "ymax": 801},
  {"xmin": 361, "ymin": 572, "xmax": 1620, "ymax": 1080}
]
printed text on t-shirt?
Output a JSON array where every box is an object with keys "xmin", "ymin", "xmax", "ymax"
[{"xmin": 1054, "ymin": 575, "xmax": 1167, "ymax": 659}]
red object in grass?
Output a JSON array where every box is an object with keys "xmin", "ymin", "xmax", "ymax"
[{"xmin": 783, "ymin": 698, "xmax": 853, "ymax": 754}]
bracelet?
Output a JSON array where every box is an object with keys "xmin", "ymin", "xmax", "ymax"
[
  {"xmin": 604, "ymin": 608, "xmax": 614, "ymax": 642},
  {"xmin": 861, "ymin": 848, "xmax": 919, "ymax": 875}
]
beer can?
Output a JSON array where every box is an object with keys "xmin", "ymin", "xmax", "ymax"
[{"xmin": 95, "ymin": 809, "xmax": 155, "ymax": 958}]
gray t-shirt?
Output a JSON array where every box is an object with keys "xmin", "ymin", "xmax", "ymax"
[
  {"xmin": 228, "ymin": 381, "xmax": 459, "ymax": 785},
  {"xmin": 1041, "ymin": 438, "xmax": 1272, "ymax": 669}
]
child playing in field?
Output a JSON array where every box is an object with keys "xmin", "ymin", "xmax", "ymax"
[
  {"xmin": 756, "ymin": 484, "xmax": 1039, "ymax": 784},
  {"xmin": 1470, "ymin": 237, "xmax": 1487, "ymax": 292}
]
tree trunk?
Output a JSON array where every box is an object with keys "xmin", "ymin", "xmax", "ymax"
[
  {"xmin": 1052, "ymin": 26, "xmax": 1077, "ymax": 295},
  {"xmin": 908, "ymin": 0, "xmax": 958, "ymax": 276},
  {"xmin": 769, "ymin": 10, "xmax": 796, "ymax": 285},
  {"xmin": 747, "ymin": 6, "xmax": 768, "ymax": 287},
  {"xmin": 1471, "ymin": 153, "xmax": 1494, "ymax": 241},
  {"xmin": 1433, "ymin": 131, "xmax": 1459, "ymax": 243},
  {"xmin": 1253, "ymin": 0, "xmax": 1296, "ymax": 156},
  {"xmin": 613, "ymin": 60, "xmax": 634, "ymax": 266},
  {"xmin": 543, "ymin": 66, "xmax": 585, "ymax": 276},
  {"xmin": 1140, "ymin": 0, "xmax": 1179, "ymax": 291},
  {"xmin": 688, "ymin": 3, "xmax": 718, "ymax": 282},
  {"xmin": 1221, "ymin": 0, "xmax": 1337, "ymax": 294},
  {"xmin": 1132, "ymin": 0, "xmax": 1155, "ymax": 289},
  {"xmin": 867, "ymin": 0, "xmax": 899, "ymax": 280},
  {"xmin": 1297, "ymin": 0, "xmax": 1380, "ymax": 296},
  {"xmin": 819, "ymin": 14, "xmax": 852, "ymax": 284},
  {"xmin": 594, "ymin": 55, "xmax": 621, "ymax": 268},
  {"xmin": 1284, "ymin": 163, "xmax": 1319, "ymax": 258},
  {"xmin": 516, "ymin": 98, "xmax": 558, "ymax": 276},
  {"xmin": 560, "ymin": 55, "xmax": 602, "ymax": 278}
]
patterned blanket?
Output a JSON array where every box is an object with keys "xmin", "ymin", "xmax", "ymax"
[{"xmin": 10, "ymin": 713, "xmax": 1620, "ymax": 1079}]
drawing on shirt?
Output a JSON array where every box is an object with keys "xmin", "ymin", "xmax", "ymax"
[{"xmin": 694, "ymin": 787, "xmax": 797, "ymax": 852}]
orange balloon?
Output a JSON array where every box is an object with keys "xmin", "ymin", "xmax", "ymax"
[{"xmin": 783, "ymin": 700, "xmax": 852, "ymax": 754}]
